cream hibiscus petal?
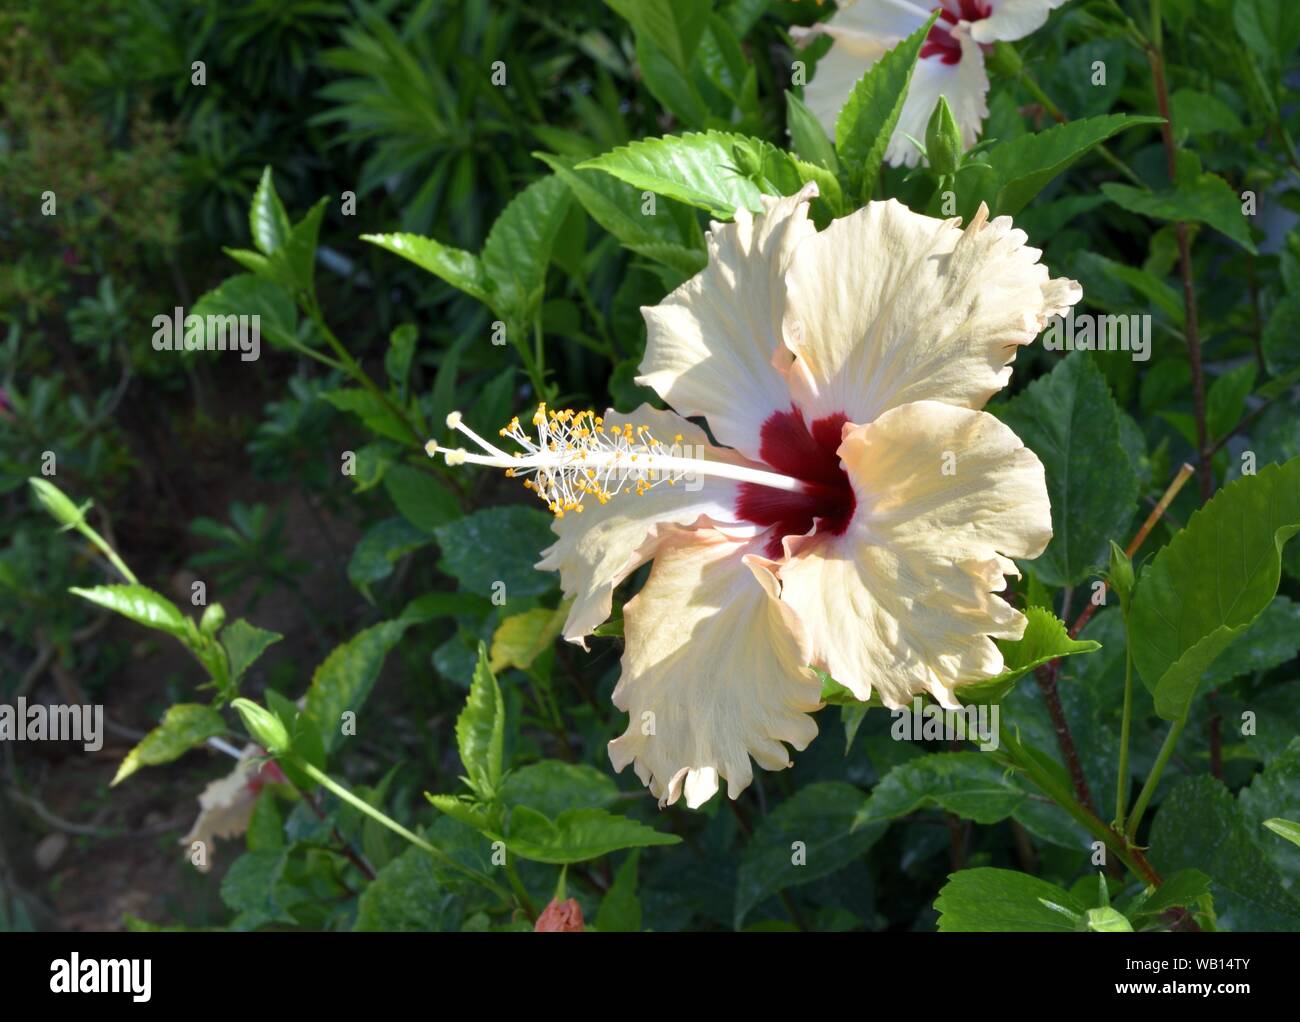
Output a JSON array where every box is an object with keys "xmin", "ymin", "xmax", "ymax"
[
  {"xmin": 795, "ymin": 25, "xmax": 896, "ymax": 139},
  {"xmin": 637, "ymin": 183, "xmax": 819, "ymax": 462},
  {"xmin": 778, "ymin": 400, "xmax": 1051, "ymax": 709},
  {"xmin": 969, "ymin": 0, "xmax": 1072, "ymax": 44},
  {"xmin": 608, "ymin": 529, "xmax": 822, "ymax": 808},
  {"xmin": 782, "ymin": 200, "xmax": 1081, "ymax": 424},
  {"xmin": 536, "ymin": 404, "xmax": 752, "ymax": 648}
]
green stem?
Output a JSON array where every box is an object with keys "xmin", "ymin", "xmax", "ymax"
[
  {"xmin": 79, "ymin": 523, "xmax": 139, "ymax": 586},
  {"xmin": 1113, "ymin": 629, "xmax": 1135, "ymax": 828},
  {"xmin": 998, "ymin": 729, "xmax": 1159, "ymax": 886},
  {"xmin": 304, "ymin": 298, "xmax": 427, "ymax": 446},
  {"xmin": 532, "ymin": 317, "xmax": 546, "ymax": 395},
  {"xmin": 294, "ymin": 758, "xmax": 511, "ymax": 903},
  {"xmin": 1125, "ymin": 713, "xmax": 1188, "ymax": 838},
  {"xmin": 505, "ymin": 856, "xmax": 538, "ymax": 921}
]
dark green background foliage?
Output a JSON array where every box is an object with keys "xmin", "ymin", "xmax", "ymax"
[{"xmin": 2, "ymin": 0, "xmax": 1299, "ymax": 933}]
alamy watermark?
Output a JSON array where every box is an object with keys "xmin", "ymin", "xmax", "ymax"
[
  {"xmin": 891, "ymin": 697, "xmax": 1000, "ymax": 751},
  {"xmin": 0, "ymin": 698, "xmax": 103, "ymax": 752},
  {"xmin": 1043, "ymin": 308, "xmax": 1151, "ymax": 362},
  {"xmin": 151, "ymin": 306, "xmax": 260, "ymax": 362}
]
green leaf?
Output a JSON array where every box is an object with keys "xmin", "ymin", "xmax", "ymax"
[
  {"xmin": 112, "ymin": 704, "xmax": 227, "ymax": 785},
  {"xmin": 321, "ymin": 388, "xmax": 413, "ymax": 445},
  {"xmin": 965, "ymin": 114, "xmax": 1163, "ymax": 218},
  {"xmin": 1239, "ymin": 740, "xmax": 1300, "ymax": 884},
  {"xmin": 1124, "ymin": 869, "xmax": 1213, "ymax": 923},
  {"xmin": 190, "ymin": 274, "xmax": 298, "ymax": 350},
  {"xmin": 853, "ymin": 753, "xmax": 1027, "ymax": 829},
  {"xmin": 480, "ymin": 174, "xmax": 573, "ymax": 325},
  {"xmin": 426, "ymin": 793, "xmax": 496, "ymax": 834},
  {"xmin": 360, "ymin": 233, "xmax": 492, "ymax": 307},
  {"xmin": 457, "ymin": 644, "xmax": 505, "ymax": 797},
  {"xmin": 1234, "ymin": 0, "xmax": 1300, "ymax": 75},
  {"xmin": 382, "ymin": 464, "xmax": 460, "ymax": 534},
  {"xmin": 354, "ymin": 845, "xmax": 457, "ymax": 932},
  {"xmin": 246, "ymin": 790, "xmax": 283, "ymax": 852},
  {"xmin": 785, "ymin": 90, "xmax": 838, "ymax": 172},
  {"xmin": 959, "ymin": 607, "xmax": 1101, "ymax": 704},
  {"xmin": 433, "ymin": 504, "xmax": 556, "ymax": 598},
  {"xmin": 384, "ymin": 324, "xmax": 417, "ymax": 399},
  {"xmin": 347, "ymin": 517, "xmax": 431, "ymax": 601},
  {"xmin": 499, "ymin": 760, "xmax": 618, "ymax": 819},
  {"xmin": 1072, "ymin": 250, "xmax": 1184, "ymax": 326},
  {"xmin": 1264, "ymin": 819, "xmax": 1300, "ymax": 848},
  {"xmin": 605, "ymin": 0, "xmax": 708, "ymax": 74},
  {"xmin": 1130, "ymin": 458, "xmax": 1300, "ymax": 720},
  {"xmin": 577, "ymin": 131, "xmax": 764, "ymax": 220},
  {"xmin": 220, "ymin": 618, "xmax": 282, "ymax": 690},
  {"xmin": 1150, "ymin": 775, "xmax": 1300, "ymax": 931},
  {"xmin": 220, "ymin": 849, "xmax": 292, "ymax": 925},
  {"xmin": 277, "ymin": 197, "xmax": 328, "ymax": 294},
  {"xmin": 997, "ymin": 354, "xmax": 1138, "ymax": 586},
  {"xmin": 935, "ymin": 868, "xmax": 1086, "ymax": 931},
  {"xmin": 633, "ymin": 29, "xmax": 711, "ymax": 125},
  {"xmin": 834, "ymin": 15, "xmax": 935, "ymax": 200},
  {"xmin": 594, "ymin": 852, "xmax": 642, "ymax": 932},
  {"xmin": 1202, "ymin": 595, "xmax": 1300, "ymax": 686},
  {"xmin": 70, "ymin": 584, "xmax": 192, "ymax": 643},
  {"xmin": 735, "ymin": 781, "xmax": 883, "ymax": 927},
  {"xmin": 304, "ymin": 620, "xmax": 410, "ymax": 754},
  {"xmin": 1262, "ymin": 296, "xmax": 1300, "ymax": 378},
  {"xmin": 249, "ymin": 166, "xmax": 291, "ymax": 255},
  {"xmin": 503, "ymin": 806, "xmax": 680, "ymax": 864},
  {"xmin": 489, "ymin": 605, "xmax": 566, "ymax": 672},
  {"xmin": 1102, "ymin": 154, "xmax": 1257, "ymax": 253},
  {"xmin": 534, "ymin": 152, "xmax": 688, "ymax": 256},
  {"xmin": 1169, "ymin": 88, "xmax": 1244, "ymax": 140}
]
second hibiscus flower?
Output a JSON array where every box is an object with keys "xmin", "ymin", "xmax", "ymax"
[
  {"xmin": 436, "ymin": 182, "xmax": 1080, "ymax": 809},
  {"xmin": 794, "ymin": 0, "xmax": 1072, "ymax": 167}
]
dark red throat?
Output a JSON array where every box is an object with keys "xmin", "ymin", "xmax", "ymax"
[
  {"xmin": 735, "ymin": 407, "xmax": 856, "ymax": 558},
  {"xmin": 920, "ymin": 1, "xmax": 991, "ymax": 64}
]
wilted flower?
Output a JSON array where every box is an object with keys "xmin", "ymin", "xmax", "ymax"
[
  {"xmin": 179, "ymin": 744, "xmax": 287, "ymax": 870},
  {"xmin": 436, "ymin": 183, "xmax": 1079, "ymax": 808},
  {"xmin": 794, "ymin": 0, "xmax": 1071, "ymax": 167}
]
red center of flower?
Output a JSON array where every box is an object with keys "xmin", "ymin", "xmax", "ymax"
[
  {"xmin": 920, "ymin": 0, "xmax": 991, "ymax": 64},
  {"xmin": 735, "ymin": 407, "xmax": 857, "ymax": 557}
]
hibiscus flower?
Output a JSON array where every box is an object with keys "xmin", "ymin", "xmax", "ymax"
[
  {"xmin": 794, "ymin": 0, "xmax": 1071, "ymax": 167},
  {"xmin": 434, "ymin": 182, "xmax": 1080, "ymax": 808}
]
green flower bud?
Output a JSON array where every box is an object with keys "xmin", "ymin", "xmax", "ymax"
[
  {"xmin": 199, "ymin": 602, "xmax": 226, "ymax": 636},
  {"xmin": 731, "ymin": 139, "xmax": 764, "ymax": 180},
  {"xmin": 1086, "ymin": 906, "xmax": 1134, "ymax": 932},
  {"xmin": 924, "ymin": 96, "xmax": 963, "ymax": 177},
  {"xmin": 231, "ymin": 698, "xmax": 291, "ymax": 756},
  {"xmin": 1106, "ymin": 540, "xmax": 1135, "ymax": 607},
  {"xmin": 28, "ymin": 477, "xmax": 88, "ymax": 531}
]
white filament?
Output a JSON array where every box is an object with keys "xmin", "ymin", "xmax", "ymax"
[{"xmin": 432, "ymin": 406, "xmax": 804, "ymax": 517}]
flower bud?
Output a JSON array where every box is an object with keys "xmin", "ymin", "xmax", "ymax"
[
  {"xmin": 1106, "ymin": 540, "xmax": 1135, "ymax": 608},
  {"xmin": 924, "ymin": 96, "xmax": 963, "ymax": 177},
  {"xmin": 533, "ymin": 897, "xmax": 584, "ymax": 932},
  {"xmin": 231, "ymin": 699, "xmax": 291, "ymax": 756},
  {"xmin": 1086, "ymin": 906, "xmax": 1133, "ymax": 931},
  {"xmin": 28, "ymin": 477, "xmax": 88, "ymax": 531},
  {"xmin": 200, "ymin": 602, "xmax": 227, "ymax": 636}
]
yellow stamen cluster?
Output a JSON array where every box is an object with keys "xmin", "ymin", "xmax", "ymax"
[{"xmin": 497, "ymin": 405, "xmax": 691, "ymax": 517}]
